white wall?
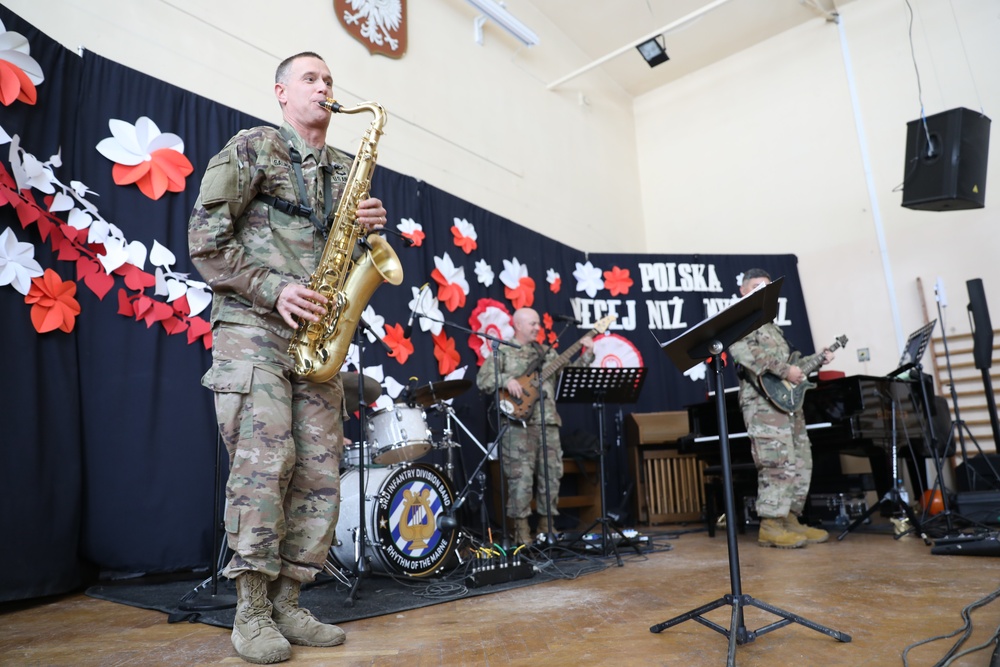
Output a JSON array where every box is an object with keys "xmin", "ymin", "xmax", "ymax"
[
  {"xmin": 635, "ymin": 0, "xmax": 999, "ymax": 390},
  {"xmin": 7, "ymin": 0, "xmax": 998, "ymax": 387},
  {"xmin": 2, "ymin": 0, "xmax": 646, "ymax": 253}
]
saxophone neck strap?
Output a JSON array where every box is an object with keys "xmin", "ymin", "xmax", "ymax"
[{"xmin": 271, "ymin": 126, "xmax": 335, "ymax": 236}]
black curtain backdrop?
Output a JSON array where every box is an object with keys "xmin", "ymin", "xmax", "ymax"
[{"xmin": 0, "ymin": 7, "xmax": 813, "ymax": 602}]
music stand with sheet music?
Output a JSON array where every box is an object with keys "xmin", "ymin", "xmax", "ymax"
[
  {"xmin": 555, "ymin": 366, "xmax": 647, "ymax": 564},
  {"xmin": 648, "ymin": 277, "xmax": 851, "ymax": 666},
  {"xmin": 887, "ymin": 320, "xmax": 936, "ymax": 378}
]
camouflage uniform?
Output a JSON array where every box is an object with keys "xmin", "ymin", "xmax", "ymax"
[
  {"xmin": 189, "ymin": 123, "xmax": 351, "ymax": 582},
  {"xmin": 729, "ymin": 322, "xmax": 821, "ymax": 519},
  {"xmin": 476, "ymin": 342, "xmax": 595, "ymax": 519}
]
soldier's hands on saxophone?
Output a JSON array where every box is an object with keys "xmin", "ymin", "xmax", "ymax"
[{"xmin": 277, "ymin": 196, "xmax": 387, "ymax": 329}]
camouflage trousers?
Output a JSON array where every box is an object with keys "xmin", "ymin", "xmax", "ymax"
[
  {"xmin": 203, "ymin": 324, "xmax": 344, "ymax": 583},
  {"xmin": 741, "ymin": 396, "xmax": 812, "ymax": 519},
  {"xmin": 500, "ymin": 421, "xmax": 563, "ymax": 519}
]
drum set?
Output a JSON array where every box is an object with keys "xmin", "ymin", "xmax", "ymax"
[{"xmin": 329, "ymin": 375, "xmax": 484, "ymax": 579}]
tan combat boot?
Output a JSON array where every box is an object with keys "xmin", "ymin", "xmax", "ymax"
[
  {"xmin": 783, "ymin": 514, "xmax": 830, "ymax": 544},
  {"xmin": 758, "ymin": 517, "xmax": 807, "ymax": 549},
  {"xmin": 269, "ymin": 576, "xmax": 346, "ymax": 647},
  {"xmin": 232, "ymin": 571, "xmax": 291, "ymax": 664},
  {"xmin": 537, "ymin": 514, "xmax": 551, "ymax": 537},
  {"xmin": 512, "ymin": 517, "xmax": 531, "ymax": 544}
]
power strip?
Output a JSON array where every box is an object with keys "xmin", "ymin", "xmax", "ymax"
[{"xmin": 464, "ymin": 558, "xmax": 535, "ymax": 588}]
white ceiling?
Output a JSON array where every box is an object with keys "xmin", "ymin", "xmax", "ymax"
[{"xmin": 525, "ymin": 0, "xmax": 846, "ymax": 96}]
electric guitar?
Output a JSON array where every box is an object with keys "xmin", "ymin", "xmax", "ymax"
[
  {"xmin": 498, "ymin": 315, "xmax": 616, "ymax": 421},
  {"xmin": 754, "ymin": 334, "xmax": 848, "ymax": 413}
]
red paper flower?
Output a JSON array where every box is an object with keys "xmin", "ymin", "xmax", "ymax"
[
  {"xmin": 0, "ymin": 59, "xmax": 37, "ymax": 106},
  {"xmin": 112, "ymin": 148, "xmax": 194, "ymax": 201},
  {"xmin": 603, "ymin": 266, "xmax": 633, "ymax": 296},
  {"xmin": 398, "ymin": 219, "xmax": 425, "ymax": 247},
  {"xmin": 543, "ymin": 313, "xmax": 553, "ymax": 330},
  {"xmin": 383, "ymin": 323, "xmax": 415, "ymax": 364},
  {"xmin": 25, "ymin": 269, "xmax": 81, "ymax": 333},
  {"xmin": 467, "ymin": 298, "xmax": 513, "ymax": 365},
  {"xmin": 549, "ymin": 276, "xmax": 561, "ymax": 293},
  {"xmin": 451, "ymin": 219, "xmax": 478, "ymax": 254},
  {"xmin": 431, "ymin": 267, "xmax": 467, "ymax": 312},
  {"xmin": 504, "ymin": 276, "xmax": 535, "ymax": 310},
  {"xmin": 432, "ymin": 330, "xmax": 461, "ymax": 376}
]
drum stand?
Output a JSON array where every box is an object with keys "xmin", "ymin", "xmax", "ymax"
[{"xmin": 650, "ymin": 278, "xmax": 850, "ymax": 666}]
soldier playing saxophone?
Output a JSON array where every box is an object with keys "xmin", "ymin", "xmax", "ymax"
[{"xmin": 188, "ymin": 51, "xmax": 386, "ymax": 664}]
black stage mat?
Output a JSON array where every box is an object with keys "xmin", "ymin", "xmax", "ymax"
[{"xmin": 85, "ymin": 541, "xmax": 669, "ymax": 630}]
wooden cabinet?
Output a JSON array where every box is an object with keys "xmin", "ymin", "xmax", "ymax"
[
  {"xmin": 489, "ymin": 458, "xmax": 601, "ymax": 526},
  {"xmin": 625, "ymin": 411, "xmax": 705, "ymax": 525}
]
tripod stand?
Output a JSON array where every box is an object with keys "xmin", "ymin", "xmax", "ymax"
[
  {"xmin": 837, "ymin": 384, "xmax": 923, "ymax": 540},
  {"xmin": 649, "ymin": 278, "xmax": 850, "ymax": 666},
  {"xmin": 556, "ymin": 366, "xmax": 647, "ymax": 564}
]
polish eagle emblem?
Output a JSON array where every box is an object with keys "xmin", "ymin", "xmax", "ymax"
[{"xmin": 334, "ymin": 0, "xmax": 408, "ymax": 58}]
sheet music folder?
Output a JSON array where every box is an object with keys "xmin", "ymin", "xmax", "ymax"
[{"xmin": 660, "ymin": 277, "xmax": 783, "ymax": 372}]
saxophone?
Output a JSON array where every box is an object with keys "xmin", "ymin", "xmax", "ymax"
[{"xmin": 289, "ymin": 98, "xmax": 404, "ymax": 383}]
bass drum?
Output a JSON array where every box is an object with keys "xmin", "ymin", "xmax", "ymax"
[{"xmin": 332, "ymin": 464, "xmax": 458, "ymax": 577}]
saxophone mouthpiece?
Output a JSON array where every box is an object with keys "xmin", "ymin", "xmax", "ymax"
[{"xmin": 318, "ymin": 98, "xmax": 341, "ymax": 113}]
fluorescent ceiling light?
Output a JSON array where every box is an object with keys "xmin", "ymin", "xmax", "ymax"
[{"xmin": 466, "ymin": 0, "xmax": 540, "ymax": 47}]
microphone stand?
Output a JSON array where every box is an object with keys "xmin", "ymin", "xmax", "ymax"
[
  {"xmin": 343, "ymin": 316, "xmax": 390, "ymax": 606},
  {"xmin": 415, "ymin": 312, "xmax": 520, "ymax": 548}
]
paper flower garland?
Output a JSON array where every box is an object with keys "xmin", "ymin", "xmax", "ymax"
[
  {"xmin": 0, "ymin": 20, "xmax": 44, "ymax": 106},
  {"xmin": 96, "ymin": 117, "xmax": 194, "ymax": 200}
]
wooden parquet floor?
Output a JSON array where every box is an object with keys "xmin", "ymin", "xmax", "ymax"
[{"xmin": 3, "ymin": 527, "xmax": 1000, "ymax": 666}]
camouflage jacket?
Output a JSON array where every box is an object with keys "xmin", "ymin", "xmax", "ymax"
[
  {"xmin": 188, "ymin": 122, "xmax": 352, "ymax": 338},
  {"xmin": 476, "ymin": 340, "xmax": 595, "ymax": 426},
  {"xmin": 729, "ymin": 321, "xmax": 820, "ymax": 411}
]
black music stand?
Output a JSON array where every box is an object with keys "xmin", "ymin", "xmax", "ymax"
[
  {"xmin": 649, "ymin": 278, "xmax": 851, "ymax": 666},
  {"xmin": 556, "ymin": 366, "xmax": 647, "ymax": 564}
]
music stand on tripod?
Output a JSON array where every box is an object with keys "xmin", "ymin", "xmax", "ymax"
[
  {"xmin": 649, "ymin": 278, "xmax": 850, "ymax": 666},
  {"xmin": 556, "ymin": 366, "xmax": 647, "ymax": 565}
]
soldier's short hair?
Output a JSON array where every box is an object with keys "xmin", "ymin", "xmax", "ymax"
[
  {"xmin": 275, "ymin": 52, "xmax": 326, "ymax": 84},
  {"xmin": 742, "ymin": 268, "xmax": 771, "ymax": 284}
]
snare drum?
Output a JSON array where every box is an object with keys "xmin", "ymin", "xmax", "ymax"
[
  {"xmin": 331, "ymin": 464, "xmax": 458, "ymax": 577},
  {"xmin": 367, "ymin": 405, "xmax": 432, "ymax": 465}
]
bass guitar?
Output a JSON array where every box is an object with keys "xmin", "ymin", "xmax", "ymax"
[
  {"xmin": 498, "ymin": 315, "xmax": 616, "ymax": 421},
  {"xmin": 755, "ymin": 334, "xmax": 848, "ymax": 413}
]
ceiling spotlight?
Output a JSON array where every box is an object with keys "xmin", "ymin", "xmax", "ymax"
[{"xmin": 636, "ymin": 36, "xmax": 669, "ymax": 68}]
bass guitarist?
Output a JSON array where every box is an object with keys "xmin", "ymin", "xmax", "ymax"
[
  {"xmin": 729, "ymin": 269, "xmax": 835, "ymax": 550},
  {"xmin": 475, "ymin": 308, "xmax": 594, "ymax": 544}
]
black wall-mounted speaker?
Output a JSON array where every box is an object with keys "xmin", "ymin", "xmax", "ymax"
[{"xmin": 901, "ymin": 107, "xmax": 991, "ymax": 211}]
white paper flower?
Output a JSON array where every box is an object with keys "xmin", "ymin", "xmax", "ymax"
[
  {"xmin": 474, "ymin": 259, "xmax": 494, "ymax": 288},
  {"xmin": 397, "ymin": 217, "xmax": 425, "ymax": 246},
  {"xmin": 451, "ymin": 217, "xmax": 478, "ymax": 253},
  {"xmin": 573, "ymin": 260, "xmax": 604, "ymax": 298},
  {"xmin": 340, "ymin": 343, "xmax": 360, "ymax": 372},
  {"xmin": 361, "ymin": 304, "xmax": 386, "ymax": 344},
  {"xmin": 684, "ymin": 362, "xmax": 707, "ymax": 382},
  {"xmin": 409, "ymin": 285, "xmax": 443, "ymax": 336},
  {"xmin": 383, "ymin": 375, "xmax": 405, "ymax": 400},
  {"xmin": 546, "ymin": 269, "xmax": 560, "ymax": 286},
  {"xmin": 0, "ymin": 226, "xmax": 44, "ymax": 295},
  {"xmin": 96, "ymin": 117, "xmax": 185, "ymax": 166},
  {"xmin": 499, "ymin": 257, "xmax": 528, "ymax": 290},
  {"xmin": 0, "ymin": 20, "xmax": 45, "ymax": 85}
]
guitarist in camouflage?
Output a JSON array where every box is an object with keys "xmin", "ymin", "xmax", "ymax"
[
  {"xmin": 476, "ymin": 308, "xmax": 594, "ymax": 544},
  {"xmin": 729, "ymin": 269, "xmax": 835, "ymax": 549}
]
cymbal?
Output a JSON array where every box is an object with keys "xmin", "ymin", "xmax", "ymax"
[
  {"xmin": 409, "ymin": 379, "xmax": 472, "ymax": 406},
  {"xmin": 340, "ymin": 372, "xmax": 382, "ymax": 412}
]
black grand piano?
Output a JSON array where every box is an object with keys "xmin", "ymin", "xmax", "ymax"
[{"xmin": 679, "ymin": 373, "xmax": 952, "ymax": 526}]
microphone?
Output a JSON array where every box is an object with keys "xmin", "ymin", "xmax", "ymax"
[
  {"xmin": 552, "ymin": 314, "xmax": 580, "ymax": 324},
  {"xmin": 404, "ymin": 283, "xmax": 429, "ymax": 338},
  {"xmin": 436, "ymin": 512, "xmax": 459, "ymax": 531}
]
